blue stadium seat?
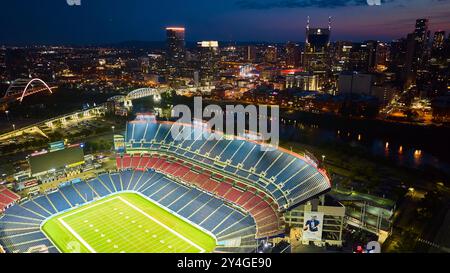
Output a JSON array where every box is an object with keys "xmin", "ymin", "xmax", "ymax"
[
  {"xmin": 120, "ymin": 170, "xmax": 133, "ymax": 190},
  {"xmin": 200, "ymin": 205, "xmax": 233, "ymax": 231},
  {"xmin": 60, "ymin": 186, "xmax": 85, "ymax": 206},
  {"xmin": 158, "ymin": 186, "xmax": 190, "ymax": 207},
  {"xmin": 110, "ymin": 174, "xmax": 123, "ymax": 192},
  {"xmin": 88, "ymin": 178, "xmax": 111, "ymax": 196},
  {"xmin": 20, "ymin": 201, "xmax": 52, "ymax": 218},
  {"xmin": 33, "ymin": 196, "xmax": 57, "ymax": 215},
  {"xmin": 72, "ymin": 182, "xmax": 97, "ymax": 201},
  {"xmin": 47, "ymin": 191, "xmax": 72, "ymax": 212},
  {"xmin": 178, "ymin": 193, "xmax": 212, "ymax": 218}
]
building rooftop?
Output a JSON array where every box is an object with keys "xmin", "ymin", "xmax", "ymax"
[
  {"xmin": 29, "ymin": 146, "xmax": 84, "ymax": 175},
  {"xmin": 329, "ymin": 188, "xmax": 396, "ymax": 210}
]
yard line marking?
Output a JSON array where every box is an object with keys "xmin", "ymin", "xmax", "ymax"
[
  {"xmin": 55, "ymin": 195, "xmax": 204, "ymax": 253},
  {"xmin": 56, "ymin": 197, "xmax": 122, "ymax": 253},
  {"xmin": 60, "ymin": 197, "xmax": 119, "ymax": 219},
  {"xmin": 118, "ymin": 196, "xmax": 205, "ymax": 253},
  {"xmin": 58, "ymin": 218, "xmax": 96, "ymax": 253}
]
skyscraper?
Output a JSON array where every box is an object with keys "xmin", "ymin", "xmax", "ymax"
[
  {"xmin": 375, "ymin": 42, "xmax": 389, "ymax": 69},
  {"xmin": 432, "ymin": 31, "xmax": 446, "ymax": 51},
  {"xmin": 286, "ymin": 42, "xmax": 301, "ymax": 68},
  {"xmin": 166, "ymin": 27, "xmax": 186, "ymax": 73},
  {"xmin": 429, "ymin": 31, "xmax": 448, "ymax": 97},
  {"xmin": 305, "ymin": 16, "xmax": 331, "ymax": 53},
  {"xmin": 404, "ymin": 19, "xmax": 431, "ymax": 91},
  {"xmin": 264, "ymin": 46, "xmax": 277, "ymax": 63},
  {"xmin": 247, "ymin": 45, "xmax": 257, "ymax": 63},
  {"xmin": 333, "ymin": 41, "xmax": 353, "ymax": 71},
  {"xmin": 197, "ymin": 41, "xmax": 220, "ymax": 81},
  {"xmin": 348, "ymin": 42, "xmax": 371, "ymax": 72},
  {"xmin": 303, "ymin": 17, "xmax": 331, "ymax": 72},
  {"xmin": 414, "ymin": 19, "xmax": 429, "ymax": 45},
  {"xmin": 352, "ymin": 40, "xmax": 388, "ymax": 72}
]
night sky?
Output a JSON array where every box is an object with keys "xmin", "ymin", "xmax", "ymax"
[{"xmin": 0, "ymin": 0, "xmax": 449, "ymax": 44}]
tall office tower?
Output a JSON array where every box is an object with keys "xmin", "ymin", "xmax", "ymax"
[
  {"xmin": 404, "ymin": 19, "xmax": 432, "ymax": 92},
  {"xmin": 414, "ymin": 19, "xmax": 430, "ymax": 64},
  {"xmin": 429, "ymin": 31, "xmax": 448, "ymax": 97},
  {"xmin": 303, "ymin": 16, "xmax": 331, "ymax": 72},
  {"xmin": 247, "ymin": 45, "xmax": 257, "ymax": 63},
  {"xmin": 351, "ymin": 40, "xmax": 388, "ymax": 72},
  {"xmin": 333, "ymin": 41, "xmax": 353, "ymax": 71},
  {"xmin": 365, "ymin": 40, "xmax": 378, "ymax": 71},
  {"xmin": 389, "ymin": 39, "xmax": 408, "ymax": 89},
  {"xmin": 197, "ymin": 41, "xmax": 220, "ymax": 81},
  {"xmin": 405, "ymin": 32, "xmax": 418, "ymax": 89},
  {"xmin": 166, "ymin": 27, "xmax": 186, "ymax": 74},
  {"xmin": 347, "ymin": 43, "xmax": 370, "ymax": 72},
  {"xmin": 286, "ymin": 42, "xmax": 301, "ymax": 68},
  {"xmin": 375, "ymin": 42, "xmax": 389, "ymax": 69},
  {"xmin": 432, "ymin": 31, "xmax": 446, "ymax": 53},
  {"xmin": 431, "ymin": 31, "xmax": 447, "ymax": 65},
  {"xmin": 414, "ymin": 19, "xmax": 429, "ymax": 45},
  {"xmin": 390, "ymin": 39, "xmax": 407, "ymax": 66},
  {"xmin": 305, "ymin": 16, "xmax": 331, "ymax": 51},
  {"xmin": 264, "ymin": 45, "xmax": 277, "ymax": 63}
]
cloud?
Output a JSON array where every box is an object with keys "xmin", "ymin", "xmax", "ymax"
[{"xmin": 235, "ymin": 0, "xmax": 395, "ymax": 9}]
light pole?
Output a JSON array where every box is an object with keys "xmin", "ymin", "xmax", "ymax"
[
  {"xmin": 322, "ymin": 155, "xmax": 326, "ymax": 163},
  {"xmin": 5, "ymin": 110, "xmax": 9, "ymax": 122},
  {"xmin": 12, "ymin": 124, "xmax": 16, "ymax": 131},
  {"xmin": 111, "ymin": 126, "xmax": 115, "ymax": 135}
]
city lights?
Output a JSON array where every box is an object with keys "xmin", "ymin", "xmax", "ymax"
[{"xmin": 0, "ymin": 0, "xmax": 448, "ymax": 260}]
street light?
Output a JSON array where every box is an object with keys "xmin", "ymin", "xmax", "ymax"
[
  {"xmin": 322, "ymin": 155, "xmax": 326, "ymax": 162},
  {"xmin": 12, "ymin": 124, "xmax": 16, "ymax": 131},
  {"xmin": 5, "ymin": 110, "xmax": 9, "ymax": 121},
  {"xmin": 111, "ymin": 126, "xmax": 115, "ymax": 134}
]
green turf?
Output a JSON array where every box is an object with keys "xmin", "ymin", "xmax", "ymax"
[{"xmin": 41, "ymin": 192, "xmax": 217, "ymax": 253}]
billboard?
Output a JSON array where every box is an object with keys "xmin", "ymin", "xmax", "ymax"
[
  {"xmin": 49, "ymin": 140, "xmax": 65, "ymax": 152},
  {"xmin": 302, "ymin": 212, "xmax": 324, "ymax": 241},
  {"xmin": 114, "ymin": 135, "xmax": 125, "ymax": 153}
]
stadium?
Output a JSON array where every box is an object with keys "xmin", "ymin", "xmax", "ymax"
[{"xmin": 0, "ymin": 114, "xmax": 331, "ymax": 253}]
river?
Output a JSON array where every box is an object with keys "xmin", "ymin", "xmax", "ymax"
[{"xmin": 132, "ymin": 97, "xmax": 450, "ymax": 177}]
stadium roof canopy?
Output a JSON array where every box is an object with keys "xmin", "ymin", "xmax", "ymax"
[{"xmin": 29, "ymin": 147, "xmax": 84, "ymax": 175}]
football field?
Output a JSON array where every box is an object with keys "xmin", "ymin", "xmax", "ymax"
[{"xmin": 41, "ymin": 192, "xmax": 217, "ymax": 253}]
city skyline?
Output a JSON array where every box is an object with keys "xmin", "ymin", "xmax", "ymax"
[
  {"xmin": 0, "ymin": 0, "xmax": 449, "ymax": 256},
  {"xmin": 0, "ymin": 0, "xmax": 449, "ymax": 45}
]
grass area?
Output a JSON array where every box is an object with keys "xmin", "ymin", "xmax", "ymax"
[{"xmin": 42, "ymin": 192, "xmax": 216, "ymax": 253}]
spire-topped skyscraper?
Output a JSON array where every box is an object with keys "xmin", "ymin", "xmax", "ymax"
[
  {"xmin": 303, "ymin": 17, "xmax": 331, "ymax": 73},
  {"xmin": 305, "ymin": 17, "xmax": 331, "ymax": 53}
]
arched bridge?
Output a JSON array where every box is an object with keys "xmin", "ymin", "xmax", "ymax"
[
  {"xmin": 107, "ymin": 87, "xmax": 170, "ymax": 104},
  {"xmin": 3, "ymin": 78, "xmax": 57, "ymax": 103}
]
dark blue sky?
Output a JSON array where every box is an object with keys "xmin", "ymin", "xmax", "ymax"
[{"xmin": 0, "ymin": 0, "xmax": 449, "ymax": 44}]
